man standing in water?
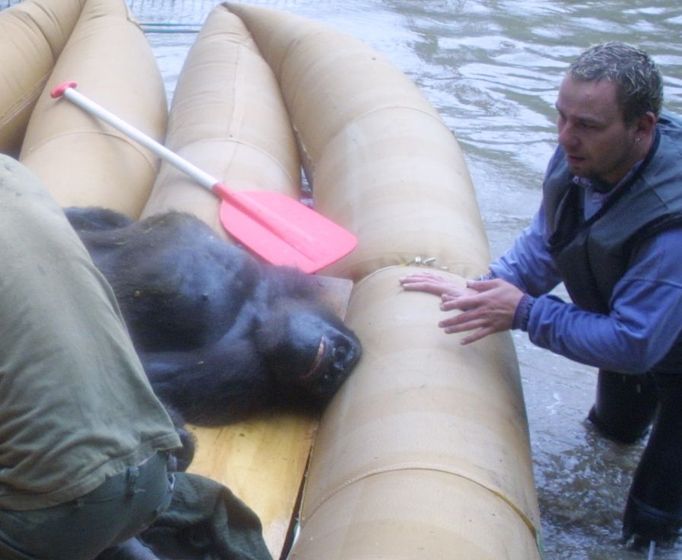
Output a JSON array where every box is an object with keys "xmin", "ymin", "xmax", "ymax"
[{"xmin": 401, "ymin": 42, "xmax": 682, "ymax": 548}]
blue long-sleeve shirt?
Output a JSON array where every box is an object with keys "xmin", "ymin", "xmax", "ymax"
[{"xmin": 489, "ymin": 180, "xmax": 682, "ymax": 374}]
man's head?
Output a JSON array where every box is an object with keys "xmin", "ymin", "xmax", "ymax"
[
  {"xmin": 568, "ymin": 42, "xmax": 662, "ymax": 123},
  {"xmin": 556, "ymin": 42, "xmax": 661, "ymax": 185}
]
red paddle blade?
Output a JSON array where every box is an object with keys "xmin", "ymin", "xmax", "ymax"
[{"xmin": 217, "ymin": 188, "xmax": 357, "ymax": 273}]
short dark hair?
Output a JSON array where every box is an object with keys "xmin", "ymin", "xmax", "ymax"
[{"xmin": 569, "ymin": 42, "xmax": 663, "ymax": 122}]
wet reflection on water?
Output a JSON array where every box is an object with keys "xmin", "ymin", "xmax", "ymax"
[{"xmin": 103, "ymin": 1, "xmax": 682, "ymax": 557}]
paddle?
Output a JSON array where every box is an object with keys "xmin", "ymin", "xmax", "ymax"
[{"xmin": 50, "ymin": 81, "xmax": 357, "ymax": 274}]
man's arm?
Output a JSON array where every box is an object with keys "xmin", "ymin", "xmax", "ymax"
[
  {"xmin": 525, "ymin": 227, "xmax": 682, "ymax": 372},
  {"xmin": 489, "ymin": 206, "xmax": 562, "ymax": 296},
  {"xmin": 404, "ymin": 227, "xmax": 682, "ymax": 369}
]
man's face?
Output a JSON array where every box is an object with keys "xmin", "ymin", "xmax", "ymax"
[{"xmin": 555, "ymin": 75, "xmax": 641, "ymax": 185}]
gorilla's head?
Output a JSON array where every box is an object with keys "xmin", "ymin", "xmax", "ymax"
[{"xmin": 257, "ymin": 299, "xmax": 361, "ymax": 402}]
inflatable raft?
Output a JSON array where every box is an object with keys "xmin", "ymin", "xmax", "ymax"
[{"xmin": 1, "ymin": 1, "xmax": 543, "ymax": 558}]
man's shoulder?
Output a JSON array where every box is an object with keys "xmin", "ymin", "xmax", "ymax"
[
  {"xmin": 653, "ymin": 111, "xmax": 682, "ymax": 165},
  {"xmin": 658, "ymin": 111, "xmax": 682, "ymax": 134}
]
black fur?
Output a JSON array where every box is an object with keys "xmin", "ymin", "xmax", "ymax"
[{"xmin": 66, "ymin": 207, "xmax": 361, "ymax": 426}]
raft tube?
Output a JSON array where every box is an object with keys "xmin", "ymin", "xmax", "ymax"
[
  {"xmin": 292, "ymin": 266, "xmax": 541, "ymax": 558},
  {"xmin": 226, "ymin": 4, "xmax": 543, "ymax": 559},
  {"xmin": 0, "ymin": 0, "xmax": 86, "ymax": 156},
  {"xmin": 19, "ymin": 0, "xmax": 166, "ymax": 216},
  {"xmin": 228, "ymin": 3, "xmax": 491, "ymax": 281},
  {"xmin": 141, "ymin": 3, "xmax": 302, "ymax": 234}
]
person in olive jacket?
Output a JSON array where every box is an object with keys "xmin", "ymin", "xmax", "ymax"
[{"xmin": 0, "ymin": 155, "xmax": 181, "ymax": 560}]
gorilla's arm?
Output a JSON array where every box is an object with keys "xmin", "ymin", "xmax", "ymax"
[
  {"xmin": 65, "ymin": 206, "xmax": 134, "ymax": 232},
  {"xmin": 97, "ymin": 537, "xmax": 160, "ymax": 560},
  {"xmin": 141, "ymin": 333, "xmax": 274, "ymax": 426}
]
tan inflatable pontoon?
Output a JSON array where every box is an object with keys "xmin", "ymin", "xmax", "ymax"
[
  {"xmin": 228, "ymin": 3, "xmax": 490, "ymax": 281},
  {"xmin": 140, "ymin": 4, "xmax": 302, "ymax": 232},
  {"xmin": 0, "ymin": 0, "xmax": 86, "ymax": 156},
  {"xmin": 19, "ymin": 0, "xmax": 167, "ymax": 217},
  {"xmin": 2, "ymin": 1, "xmax": 543, "ymax": 558},
  {"xmin": 225, "ymin": 4, "xmax": 543, "ymax": 559}
]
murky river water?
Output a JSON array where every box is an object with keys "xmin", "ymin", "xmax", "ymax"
[
  {"xmin": 129, "ymin": 2, "xmax": 682, "ymax": 559},
  {"xmin": 5, "ymin": 0, "xmax": 679, "ymax": 557}
]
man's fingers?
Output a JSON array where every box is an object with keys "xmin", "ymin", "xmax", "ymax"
[
  {"xmin": 400, "ymin": 274, "xmax": 471, "ymax": 300},
  {"xmin": 438, "ymin": 313, "xmax": 491, "ymax": 344},
  {"xmin": 460, "ymin": 327, "xmax": 493, "ymax": 345},
  {"xmin": 400, "ymin": 274, "xmax": 450, "ymax": 295},
  {"xmin": 401, "ymin": 281, "xmax": 444, "ymax": 296},
  {"xmin": 439, "ymin": 311, "xmax": 487, "ymax": 332},
  {"xmin": 466, "ymin": 279, "xmax": 498, "ymax": 290},
  {"xmin": 440, "ymin": 293, "xmax": 482, "ymax": 312}
]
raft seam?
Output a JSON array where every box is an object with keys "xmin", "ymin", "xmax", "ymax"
[
  {"xmin": 0, "ymin": 73, "xmax": 50, "ymax": 128},
  {"xmin": 302, "ymin": 462, "xmax": 541, "ymax": 549},
  {"xmin": 167, "ymin": 137, "xmax": 299, "ymax": 189},
  {"xmin": 302, "ymin": 103, "xmax": 453, "ymax": 178},
  {"xmin": 21, "ymin": 130, "xmax": 159, "ymax": 170}
]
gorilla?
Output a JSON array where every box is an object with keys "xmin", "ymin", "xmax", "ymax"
[{"xmin": 65, "ymin": 207, "xmax": 362, "ymax": 427}]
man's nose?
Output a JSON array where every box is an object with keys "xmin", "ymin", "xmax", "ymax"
[{"xmin": 558, "ymin": 122, "xmax": 578, "ymax": 149}]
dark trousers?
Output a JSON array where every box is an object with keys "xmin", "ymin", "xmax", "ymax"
[
  {"xmin": 589, "ymin": 370, "xmax": 682, "ymax": 542},
  {"xmin": 0, "ymin": 451, "xmax": 173, "ymax": 560}
]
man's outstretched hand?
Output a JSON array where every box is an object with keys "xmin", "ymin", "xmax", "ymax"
[{"xmin": 399, "ymin": 273, "xmax": 524, "ymax": 344}]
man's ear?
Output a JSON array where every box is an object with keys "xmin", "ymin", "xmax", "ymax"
[{"xmin": 636, "ymin": 111, "xmax": 657, "ymax": 136}]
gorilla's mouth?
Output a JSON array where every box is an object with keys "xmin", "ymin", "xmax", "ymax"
[
  {"xmin": 300, "ymin": 337, "xmax": 327, "ymax": 381},
  {"xmin": 296, "ymin": 333, "xmax": 361, "ymax": 397}
]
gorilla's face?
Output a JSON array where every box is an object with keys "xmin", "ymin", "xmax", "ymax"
[{"xmin": 257, "ymin": 300, "xmax": 361, "ymax": 399}]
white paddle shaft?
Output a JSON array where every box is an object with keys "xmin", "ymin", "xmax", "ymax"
[
  {"xmin": 52, "ymin": 82, "xmax": 219, "ymax": 191},
  {"xmin": 49, "ymin": 81, "xmax": 357, "ymax": 272}
]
